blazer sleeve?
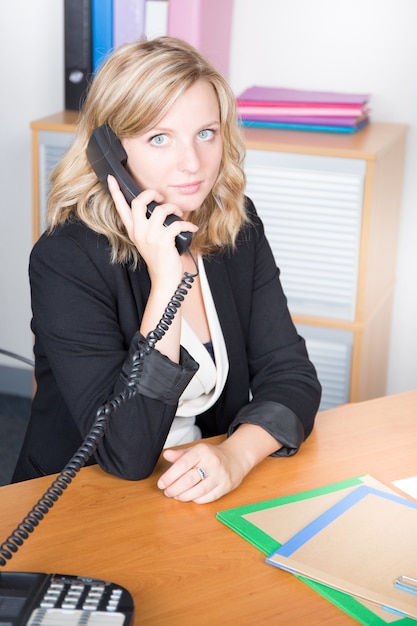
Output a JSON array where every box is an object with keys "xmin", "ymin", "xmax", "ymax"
[{"xmin": 30, "ymin": 229, "xmax": 198, "ymax": 480}]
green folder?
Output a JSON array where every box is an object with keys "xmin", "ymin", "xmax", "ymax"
[{"xmin": 216, "ymin": 475, "xmax": 416, "ymax": 625}]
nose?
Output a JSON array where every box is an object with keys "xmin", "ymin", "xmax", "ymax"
[{"xmin": 178, "ymin": 141, "xmax": 200, "ymax": 173}]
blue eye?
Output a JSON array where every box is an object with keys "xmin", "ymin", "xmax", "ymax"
[
  {"xmin": 150, "ymin": 134, "xmax": 168, "ymax": 146},
  {"xmin": 198, "ymin": 129, "xmax": 215, "ymax": 140}
]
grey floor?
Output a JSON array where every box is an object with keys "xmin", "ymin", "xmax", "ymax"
[{"xmin": 0, "ymin": 393, "xmax": 31, "ymax": 486}]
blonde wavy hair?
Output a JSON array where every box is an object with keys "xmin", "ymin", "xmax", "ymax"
[{"xmin": 47, "ymin": 36, "xmax": 248, "ymax": 266}]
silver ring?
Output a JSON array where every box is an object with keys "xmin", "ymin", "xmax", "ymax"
[{"xmin": 195, "ymin": 466, "xmax": 207, "ymax": 481}]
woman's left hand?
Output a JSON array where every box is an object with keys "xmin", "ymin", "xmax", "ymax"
[
  {"xmin": 157, "ymin": 424, "xmax": 281, "ymax": 504},
  {"xmin": 157, "ymin": 441, "xmax": 251, "ymax": 504}
]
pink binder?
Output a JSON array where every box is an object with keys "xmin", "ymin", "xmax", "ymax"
[
  {"xmin": 168, "ymin": 0, "xmax": 234, "ymax": 77},
  {"xmin": 237, "ymin": 85, "xmax": 370, "ymax": 107}
]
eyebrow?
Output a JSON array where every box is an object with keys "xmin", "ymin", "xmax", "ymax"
[{"xmin": 148, "ymin": 120, "xmax": 221, "ymax": 134}]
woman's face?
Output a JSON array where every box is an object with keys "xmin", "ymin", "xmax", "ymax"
[{"xmin": 122, "ymin": 80, "xmax": 223, "ymax": 219}]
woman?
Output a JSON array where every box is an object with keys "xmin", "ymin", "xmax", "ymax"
[{"xmin": 13, "ymin": 36, "xmax": 321, "ymax": 503}]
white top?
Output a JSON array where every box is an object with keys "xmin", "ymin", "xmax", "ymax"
[{"xmin": 164, "ymin": 256, "xmax": 229, "ymax": 448}]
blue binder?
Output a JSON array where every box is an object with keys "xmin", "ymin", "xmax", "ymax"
[{"xmin": 92, "ymin": 0, "xmax": 113, "ymax": 74}]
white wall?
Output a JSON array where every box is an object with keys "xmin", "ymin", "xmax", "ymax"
[
  {"xmin": 0, "ymin": 1, "xmax": 64, "ymax": 381},
  {"xmin": 1, "ymin": 0, "xmax": 416, "ymax": 395},
  {"xmin": 229, "ymin": 0, "xmax": 417, "ymax": 396}
]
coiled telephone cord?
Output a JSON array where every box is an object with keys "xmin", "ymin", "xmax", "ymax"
[{"xmin": 0, "ymin": 261, "xmax": 198, "ymax": 567}]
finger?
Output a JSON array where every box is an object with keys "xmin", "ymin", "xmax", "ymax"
[
  {"xmin": 164, "ymin": 467, "xmax": 213, "ymax": 502},
  {"xmin": 130, "ymin": 188, "xmax": 165, "ymax": 216},
  {"xmin": 157, "ymin": 447, "xmax": 202, "ymax": 490},
  {"xmin": 107, "ymin": 175, "xmax": 133, "ymax": 227},
  {"xmin": 161, "ymin": 448, "xmax": 184, "ymax": 463},
  {"xmin": 158, "ymin": 457, "xmax": 210, "ymax": 500},
  {"xmin": 144, "ymin": 201, "xmax": 184, "ymax": 222},
  {"xmin": 157, "ymin": 450, "xmax": 193, "ymax": 490},
  {"xmin": 168, "ymin": 466, "xmax": 208, "ymax": 499},
  {"xmin": 108, "ymin": 176, "xmax": 163, "ymax": 228},
  {"xmin": 169, "ymin": 471, "xmax": 226, "ymax": 504},
  {"xmin": 145, "ymin": 204, "xmax": 198, "ymax": 244},
  {"xmin": 158, "ymin": 450, "xmax": 228, "ymax": 504}
]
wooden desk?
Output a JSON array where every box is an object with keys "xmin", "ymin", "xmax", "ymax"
[{"xmin": 1, "ymin": 391, "xmax": 416, "ymax": 624}]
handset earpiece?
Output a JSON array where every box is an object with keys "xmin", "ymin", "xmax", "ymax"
[{"xmin": 86, "ymin": 125, "xmax": 192, "ymax": 254}]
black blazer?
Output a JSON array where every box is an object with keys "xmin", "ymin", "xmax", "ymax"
[{"xmin": 13, "ymin": 198, "xmax": 321, "ymax": 482}]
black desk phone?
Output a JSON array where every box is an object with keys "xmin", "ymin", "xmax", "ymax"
[
  {"xmin": 0, "ymin": 571, "xmax": 134, "ymax": 625},
  {"xmin": 86, "ymin": 124, "xmax": 192, "ymax": 255}
]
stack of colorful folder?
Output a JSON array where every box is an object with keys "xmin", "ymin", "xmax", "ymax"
[{"xmin": 236, "ymin": 86, "xmax": 370, "ymax": 134}]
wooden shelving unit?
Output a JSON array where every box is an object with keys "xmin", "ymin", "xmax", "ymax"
[{"xmin": 31, "ymin": 115, "xmax": 407, "ymax": 408}]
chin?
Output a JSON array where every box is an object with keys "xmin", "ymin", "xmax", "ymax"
[{"xmin": 178, "ymin": 198, "xmax": 206, "ymax": 215}]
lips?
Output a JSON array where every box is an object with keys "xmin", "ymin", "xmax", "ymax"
[{"xmin": 174, "ymin": 181, "xmax": 202, "ymax": 195}]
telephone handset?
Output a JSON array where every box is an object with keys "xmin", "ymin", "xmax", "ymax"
[
  {"xmin": 0, "ymin": 571, "xmax": 134, "ymax": 625},
  {"xmin": 87, "ymin": 124, "xmax": 192, "ymax": 255}
]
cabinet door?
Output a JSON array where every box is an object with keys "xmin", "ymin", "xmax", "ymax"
[
  {"xmin": 244, "ymin": 150, "xmax": 366, "ymax": 322},
  {"xmin": 296, "ymin": 324, "xmax": 353, "ymax": 410},
  {"xmin": 37, "ymin": 130, "xmax": 75, "ymax": 234},
  {"xmin": 244, "ymin": 149, "xmax": 367, "ymax": 409}
]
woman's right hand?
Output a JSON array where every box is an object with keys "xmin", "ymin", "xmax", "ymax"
[
  {"xmin": 108, "ymin": 174, "xmax": 198, "ymax": 362},
  {"xmin": 107, "ymin": 174, "xmax": 197, "ymax": 287}
]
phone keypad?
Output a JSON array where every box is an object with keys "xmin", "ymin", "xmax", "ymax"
[
  {"xmin": 27, "ymin": 609, "xmax": 125, "ymax": 624},
  {"xmin": 26, "ymin": 575, "xmax": 133, "ymax": 625}
]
